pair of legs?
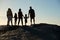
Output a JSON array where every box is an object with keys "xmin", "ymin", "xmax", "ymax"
[
  {"xmin": 7, "ymin": 18, "xmax": 13, "ymax": 25},
  {"xmin": 18, "ymin": 18, "xmax": 23, "ymax": 26},
  {"xmin": 25, "ymin": 19, "xmax": 27, "ymax": 26},
  {"xmin": 30, "ymin": 17, "xmax": 35, "ymax": 25},
  {"xmin": 14, "ymin": 19, "xmax": 17, "ymax": 25}
]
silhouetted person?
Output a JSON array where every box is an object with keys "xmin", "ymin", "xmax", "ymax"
[
  {"xmin": 14, "ymin": 13, "xmax": 17, "ymax": 25},
  {"xmin": 7, "ymin": 8, "xmax": 13, "ymax": 25},
  {"xmin": 18, "ymin": 9, "xmax": 23, "ymax": 26},
  {"xmin": 28, "ymin": 6, "xmax": 35, "ymax": 25},
  {"xmin": 24, "ymin": 14, "xmax": 28, "ymax": 26}
]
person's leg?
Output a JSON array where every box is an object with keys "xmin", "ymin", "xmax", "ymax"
[
  {"xmin": 25, "ymin": 20, "xmax": 27, "ymax": 26},
  {"xmin": 18, "ymin": 18, "xmax": 20, "ymax": 26},
  {"xmin": 25, "ymin": 20, "xmax": 26, "ymax": 26},
  {"xmin": 15, "ymin": 19, "xmax": 16, "ymax": 25},
  {"xmin": 25, "ymin": 22, "xmax": 26, "ymax": 26},
  {"xmin": 11, "ymin": 19, "xmax": 13, "ymax": 25},
  {"xmin": 21, "ymin": 18, "xmax": 23, "ymax": 26},
  {"xmin": 33, "ymin": 17, "xmax": 35, "ymax": 24},
  {"xmin": 15, "ymin": 19, "xmax": 17, "ymax": 25},
  {"xmin": 30, "ymin": 18, "xmax": 32, "ymax": 25},
  {"xmin": 7, "ymin": 19, "xmax": 9, "ymax": 25}
]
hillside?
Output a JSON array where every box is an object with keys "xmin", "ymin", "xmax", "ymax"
[{"xmin": 0, "ymin": 23, "xmax": 60, "ymax": 40}]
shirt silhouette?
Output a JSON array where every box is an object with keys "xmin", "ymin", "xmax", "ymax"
[
  {"xmin": 7, "ymin": 8, "xmax": 13, "ymax": 25},
  {"xmin": 18, "ymin": 9, "xmax": 23, "ymax": 26},
  {"xmin": 14, "ymin": 13, "xmax": 17, "ymax": 25},
  {"xmin": 28, "ymin": 6, "xmax": 35, "ymax": 25}
]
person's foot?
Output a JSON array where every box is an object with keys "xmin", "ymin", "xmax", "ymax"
[
  {"xmin": 22, "ymin": 24, "xmax": 23, "ymax": 26},
  {"xmin": 34, "ymin": 23, "xmax": 35, "ymax": 25},
  {"xmin": 7, "ymin": 25, "xmax": 9, "ymax": 26},
  {"xmin": 7, "ymin": 24, "xmax": 9, "ymax": 26},
  {"xmin": 18, "ymin": 24, "xmax": 19, "ymax": 26}
]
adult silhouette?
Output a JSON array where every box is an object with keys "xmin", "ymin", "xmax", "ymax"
[
  {"xmin": 28, "ymin": 6, "xmax": 35, "ymax": 25},
  {"xmin": 7, "ymin": 8, "xmax": 13, "ymax": 25},
  {"xmin": 18, "ymin": 9, "xmax": 23, "ymax": 26}
]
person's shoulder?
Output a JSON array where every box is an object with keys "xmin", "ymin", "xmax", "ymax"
[
  {"xmin": 21, "ymin": 11, "xmax": 22, "ymax": 13},
  {"xmin": 16, "ymin": 14, "xmax": 17, "ymax": 15},
  {"xmin": 32, "ymin": 9, "xmax": 34, "ymax": 11},
  {"xmin": 7, "ymin": 10, "xmax": 9, "ymax": 12},
  {"xmin": 18, "ymin": 11, "xmax": 20, "ymax": 13},
  {"xmin": 29, "ymin": 9, "xmax": 31, "ymax": 11},
  {"xmin": 7, "ymin": 11, "xmax": 8, "ymax": 13}
]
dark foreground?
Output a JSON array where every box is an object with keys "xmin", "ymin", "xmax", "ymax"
[{"xmin": 0, "ymin": 23, "xmax": 60, "ymax": 40}]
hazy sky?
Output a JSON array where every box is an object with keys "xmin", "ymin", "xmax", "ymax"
[{"xmin": 0, "ymin": 0, "xmax": 60, "ymax": 25}]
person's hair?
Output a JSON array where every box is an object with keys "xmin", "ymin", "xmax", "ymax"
[
  {"xmin": 8, "ymin": 8, "xmax": 11, "ymax": 11},
  {"xmin": 25, "ymin": 14, "xmax": 27, "ymax": 17},
  {"xmin": 15, "ymin": 13, "xmax": 16, "ymax": 14},
  {"xmin": 30, "ymin": 6, "xmax": 32, "ymax": 9},
  {"xmin": 19, "ymin": 8, "xmax": 21, "ymax": 11}
]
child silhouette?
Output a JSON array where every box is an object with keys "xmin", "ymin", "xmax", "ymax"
[
  {"xmin": 24, "ymin": 14, "xmax": 28, "ymax": 26},
  {"xmin": 14, "ymin": 13, "xmax": 17, "ymax": 25}
]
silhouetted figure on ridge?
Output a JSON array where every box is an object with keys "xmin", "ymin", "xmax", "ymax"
[
  {"xmin": 28, "ymin": 6, "xmax": 35, "ymax": 25},
  {"xmin": 7, "ymin": 8, "xmax": 13, "ymax": 25},
  {"xmin": 14, "ymin": 13, "xmax": 17, "ymax": 25},
  {"xmin": 18, "ymin": 9, "xmax": 23, "ymax": 26},
  {"xmin": 24, "ymin": 14, "xmax": 28, "ymax": 26}
]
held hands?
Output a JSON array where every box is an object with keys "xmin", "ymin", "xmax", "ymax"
[{"xmin": 28, "ymin": 15, "xmax": 29, "ymax": 18}]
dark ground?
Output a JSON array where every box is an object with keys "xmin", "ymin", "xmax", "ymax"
[{"xmin": 0, "ymin": 23, "xmax": 60, "ymax": 40}]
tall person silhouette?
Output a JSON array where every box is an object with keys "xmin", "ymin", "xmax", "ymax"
[
  {"xmin": 7, "ymin": 8, "xmax": 13, "ymax": 25},
  {"xmin": 28, "ymin": 6, "xmax": 35, "ymax": 25},
  {"xmin": 18, "ymin": 9, "xmax": 23, "ymax": 26}
]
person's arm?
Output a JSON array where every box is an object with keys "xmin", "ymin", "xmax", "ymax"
[
  {"xmin": 33, "ymin": 9, "xmax": 35, "ymax": 17},
  {"xmin": 34, "ymin": 10, "xmax": 35, "ymax": 17},
  {"xmin": 28, "ymin": 10, "xmax": 30, "ymax": 18},
  {"xmin": 12, "ymin": 13, "xmax": 13, "ymax": 18},
  {"xmin": 18, "ymin": 12, "xmax": 19, "ymax": 18},
  {"xmin": 14, "ymin": 14, "xmax": 15, "ymax": 18},
  {"xmin": 7, "ymin": 11, "xmax": 8, "ymax": 18},
  {"xmin": 24, "ymin": 17, "xmax": 25, "ymax": 19},
  {"xmin": 22, "ymin": 12, "xmax": 24, "ymax": 18},
  {"xmin": 11, "ymin": 11, "xmax": 13, "ymax": 18},
  {"xmin": 27, "ymin": 16, "xmax": 29, "ymax": 18}
]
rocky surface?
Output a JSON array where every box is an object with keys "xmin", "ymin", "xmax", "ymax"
[{"xmin": 0, "ymin": 23, "xmax": 60, "ymax": 40}]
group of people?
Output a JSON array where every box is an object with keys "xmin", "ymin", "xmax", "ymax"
[{"xmin": 7, "ymin": 6, "xmax": 35, "ymax": 26}]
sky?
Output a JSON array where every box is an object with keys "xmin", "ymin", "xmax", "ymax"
[{"xmin": 0, "ymin": 0, "xmax": 60, "ymax": 25}]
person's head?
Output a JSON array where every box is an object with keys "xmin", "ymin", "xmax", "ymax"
[
  {"xmin": 25, "ymin": 14, "xmax": 27, "ymax": 17},
  {"xmin": 15, "ymin": 13, "xmax": 17, "ymax": 15},
  {"xmin": 8, "ymin": 8, "xmax": 11, "ymax": 11},
  {"xmin": 30, "ymin": 6, "xmax": 32, "ymax": 9},
  {"xmin": 19, "ymin": 8, "xmax": 21, "ymax": 11}
]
